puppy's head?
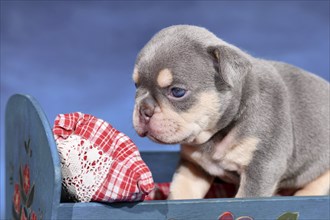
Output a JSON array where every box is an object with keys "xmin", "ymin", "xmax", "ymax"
[{"xmin": 132, "ymin": 25, "xmax": 251, "ymax": 145}]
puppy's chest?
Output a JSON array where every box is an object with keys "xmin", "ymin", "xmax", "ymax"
[{"xmin": 181, "ymin": 136, "xmax": 259, "ymax": 183}]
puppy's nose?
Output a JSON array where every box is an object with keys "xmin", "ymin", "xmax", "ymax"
[{"xmin": 139, "ymin": 97, "xmax": 156, "ymax": 121}]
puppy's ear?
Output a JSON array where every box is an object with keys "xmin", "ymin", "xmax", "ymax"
[{"xmin": 207, "ymin": 45, "xmax": 252, "ymax": 89}]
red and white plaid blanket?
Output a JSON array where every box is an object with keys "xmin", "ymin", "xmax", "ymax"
[{"xmin": 53, "ymin": 112, "xmax": 154, "ymax": 203}]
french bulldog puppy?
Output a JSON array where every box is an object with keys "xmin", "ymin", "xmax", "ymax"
[{"xmin": 132, "ymin": 25, "xmax": 330, "ymax": 199}]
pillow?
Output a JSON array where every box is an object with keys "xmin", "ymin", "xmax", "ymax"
[{"xmin": 53, "ymin": 112, "xmax": 154, "ymax": 203}]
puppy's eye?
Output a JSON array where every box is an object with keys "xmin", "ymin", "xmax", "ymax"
[{"xmin": 170, "ymin": 87, "xmax": 186, "ymax": 98}]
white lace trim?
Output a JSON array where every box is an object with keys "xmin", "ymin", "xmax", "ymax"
[{"xmin": 56, "ymin": 134, "xmax": 113, "ymax": 202}]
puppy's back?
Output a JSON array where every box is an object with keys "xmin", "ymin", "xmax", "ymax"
[{"xmin": 271, "ymin": 61, "xmax": 329, "ymax": 186}]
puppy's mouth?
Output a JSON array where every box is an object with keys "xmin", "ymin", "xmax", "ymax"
[
  {"xmin": 133, "ymin": 112, "xmax": 190, "ymax": 145},
  {"xmin": 136, "ymin": 125, "xmax": 182, "ymax": 145},
  {"xmin": 134, "ymin": 115, "xmax": 200, "ymax": 145},
  {"xmin": 137, "ymin": 130, "xmax": 165, "ymax": 144},
  {"xmin": 147, "ymin": 134, "xmax": 171, "ymax": 145}
]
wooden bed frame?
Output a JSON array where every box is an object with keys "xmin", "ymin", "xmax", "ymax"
[{"xmin": 4, "ymin": 94, "xmax": 329, "ymax": 219}]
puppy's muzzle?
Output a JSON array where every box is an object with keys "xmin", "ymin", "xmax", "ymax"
[{"xmin": 139, "ymin": 96, "xmax": 156, "ymax": 123}]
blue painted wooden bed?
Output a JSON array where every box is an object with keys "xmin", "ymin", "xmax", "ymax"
[{"xmin": 4, "ymin": 94, "xmax": 330, "ymax": 220}]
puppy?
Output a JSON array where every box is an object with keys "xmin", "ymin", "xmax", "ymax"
[{"xmin": 132, "ymin": 25, "xmax": 330, "ymax": 199}]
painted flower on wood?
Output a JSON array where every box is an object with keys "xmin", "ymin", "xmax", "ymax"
[
  {"xmin": 30, "ymin": 212, "xmax": 37, "ymax": 220},
  {"xmin": 218, "ymin": 212, "xmax": 253, "ymax": 220},
  {"xmin": 23, "ymin": 164, "xmax": 31, "ymax": 195},
  {"xmin": 218, "ymin": 211, "xmax": 299, "ymax": 220},
  {"xmin": 11, "ymin": 140, "xmax": 42, "ymax": 220},
  {"xmin": 20, "ymin": 207, "xmax": 27, "ymax": 220},
  {"xmin": 13, "ymin": 183, "xmax": 21, "ymax": 213},
  {"xmin": 12, "ymin": 164, "xmax": 39, "ymax": 220}
]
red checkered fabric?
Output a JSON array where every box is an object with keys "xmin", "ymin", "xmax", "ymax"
[{"xmin": 53, "ymin": 112, "xmax": 154, "ymax": 202}]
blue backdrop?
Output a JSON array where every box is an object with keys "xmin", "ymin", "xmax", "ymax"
[{"xmin": 1, "ymin": 1, "xmax": 329, "ymax": 217}]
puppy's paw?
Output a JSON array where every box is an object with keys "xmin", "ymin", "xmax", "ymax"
[
  {"xmin": 168, "ymin": 160, "xmax": 214, "ymax": 200},
  {"xmin": 294, "ymin": 170, "xmax": 330, "ymax": 196}
]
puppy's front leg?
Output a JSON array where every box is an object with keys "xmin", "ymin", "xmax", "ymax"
[
  {"xmin": 235, "ymin": 160, "xmax": 283, "ymax": 197},
  {"xmin": 168, "ymin": 159, "xmax": 214, "ymax": 200}
]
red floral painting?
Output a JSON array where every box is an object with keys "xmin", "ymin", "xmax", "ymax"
[
  {"xmin": 12, "ymin": 140, "xmax": 42, "ymax": 220},
  {"xmin": 30, "ymin": 212, "xmax": 37, "ymax": 220},
  {"xmin": 23, "ymin": 164, "xmax": 31, "ymax": 195},
  {"xmin": 13, "ymin": 183, "xmax": 20, "ymax": 214},
  {"xmin": 218, "ymin": 211, "xmax": 299, "ymax": 220},
  {"xmin": 12, "ymin": 164, "xmax": 38, "ymax": 220}
]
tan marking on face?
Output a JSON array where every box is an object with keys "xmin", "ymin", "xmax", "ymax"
[
  {"xmin": 180, "ymin": 91, "xmax": 221, "ymax": 143},
  {"xmin": 157, "ymin": 68, "xmax": 173, "ymax": 88},
  {"xmin": 294, "ymin": 169, "xmax": 330, "ymax": 196},
  {"xmin": 148, "ymin": 90, "xmax": 221, "ymax": 144},
  {"xmin": 132, "ymin": 67, "xmax": 139, "ymax": 84}
]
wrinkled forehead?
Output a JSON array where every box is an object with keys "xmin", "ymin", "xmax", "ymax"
[
  {"xmin": 133, "ymin": 65, "xmax": 206, "ymax": 92},
  {"xmin": 133, "ymin": 67, "xmax": 176, "ymax": 89},
  {"xmin": 133, "ymin": 45, "xmax": 213, "ymax": 90}
]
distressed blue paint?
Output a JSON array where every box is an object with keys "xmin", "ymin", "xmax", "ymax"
[
  {"xmin": 57, "ymin": 196, "xmax": 329, "ymax": 220},
  {"xmin": 5, "ymin": 94, "xmax": 61, "ymax": 219}
]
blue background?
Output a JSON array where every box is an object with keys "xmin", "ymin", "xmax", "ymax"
[{"xmin": 1, "ymin": 1, "xmax": 329, "ymax": 217}]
